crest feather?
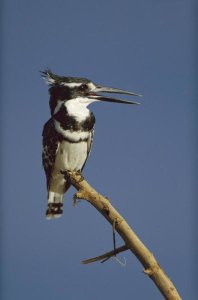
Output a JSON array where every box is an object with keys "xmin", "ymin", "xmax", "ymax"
[
  {"xmin": 41, "ymin": 69, "xmax": 56, "ymax": 85},
  {"xmin": 41, "ymin": 69, "xmax": 91, "ymax": 86}
]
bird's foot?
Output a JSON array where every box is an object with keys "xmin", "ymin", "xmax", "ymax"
[
  {"xmin": 75, "ymin": 170, "xmax": 84, "ymax": 182},
  {"xmin": 60, "ymin": 170, "xmax": 84, "ymax": 182},
  {"xmin": 72, "ymin": 192, "xmax": 81, "ymax": 206}
]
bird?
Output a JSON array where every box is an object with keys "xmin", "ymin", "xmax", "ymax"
[{"xmin": 41, "ymin": 69, "xmax": 141, "ymax": 220}]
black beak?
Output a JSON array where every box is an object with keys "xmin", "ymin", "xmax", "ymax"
[{"xmin": 88, "ymin": 84, "xmax": 142, "ymax": 105}]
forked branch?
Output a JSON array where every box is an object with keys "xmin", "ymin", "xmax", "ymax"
[
  {"xmin": 67, "ymin": 171, "xmax": 181, "ymax": 300},
  {"xmin": 81, "ymin": 244, "xmax": 129, "ymax": 264}
]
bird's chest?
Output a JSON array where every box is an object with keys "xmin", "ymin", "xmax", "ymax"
[
  {"xmin": 55, "ymin": 140, "xmax": 88, "ymax": 172},
  {"xmin": 54, "ymin": 102, "xmax": 95, "ymax": 132}
]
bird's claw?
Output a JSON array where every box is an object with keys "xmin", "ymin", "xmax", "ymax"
[
  {"xmin": 73, "ymin": 193, "xmax": 81, "ymax": 206},
  {"xmin": 60, "ymin": 170, "xmax": 84, "ymax": 182},
  {"xmin": 75, "ymin": 171, "xmax": 84, "ymax": 182},
  {"xmin": 60, "ymin": 169, "xmax": 69, "ymax": 180}
]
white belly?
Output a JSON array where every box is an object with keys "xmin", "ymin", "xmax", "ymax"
[{"xmin": 55, "ymin": 140, "xmax": 88, "ymax": 172}]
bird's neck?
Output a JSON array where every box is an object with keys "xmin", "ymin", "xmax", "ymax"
[
  {"xmin": 53, "ymin": 100, "xmax": 95, "ymax": 132},
  {"xmin": 65, "ymin": 98, "xmax": 91, "ymax": 123}
]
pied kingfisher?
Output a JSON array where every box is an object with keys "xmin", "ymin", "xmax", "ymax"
[{"xmin": 42, "ymin": 70, "xmax": 141, "ymax": 219}]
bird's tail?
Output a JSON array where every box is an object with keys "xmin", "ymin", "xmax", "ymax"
[{"xmin": 46, "ymin": 192, "xmax": 64, "ymax": 220}]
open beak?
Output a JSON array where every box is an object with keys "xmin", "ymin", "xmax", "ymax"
[{"xmin": 88, "ymin": 84, "xmax": 142, "ymax": 105}]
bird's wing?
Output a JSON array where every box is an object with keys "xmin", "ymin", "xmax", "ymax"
[
  {"xmin": 42, "ymin": 118, "xmax": 60, "ymax": 188},
  {"xmin": 81, "ymin": 128, "xmax": 94, "ymax": 171}
]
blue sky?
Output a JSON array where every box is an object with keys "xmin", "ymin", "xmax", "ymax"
[{"xmin": 1, "ymin": 0, "xmax": 197, "ymax": 299}]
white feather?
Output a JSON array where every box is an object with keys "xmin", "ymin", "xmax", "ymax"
[
  {"xmin": 55, "ymin": 140, "xmax": 88, "ymax": 171},
  {"xmin": 48, "ymin": 191, "xmax": 64, "ymax": 204},
  {"xmin": 65, "ymin": 97, "xmax": 97, "ymax": 122},
  {"xmin": 53, "ymin": 100, "xmax": 63, "ymax": 114},
  {"xmin": 61, "ymin": 82, "xmax": 82, "ymax": 88}
]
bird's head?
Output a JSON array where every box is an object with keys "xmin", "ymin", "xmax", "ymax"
[{"xmin": 41, "ymin": 69, "xmax": 141, "ymax": 115}]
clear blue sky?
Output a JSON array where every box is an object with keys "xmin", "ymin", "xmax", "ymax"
[{"xmin": 1, "ymin": 0, "xmax": 197, "ymax": 299}]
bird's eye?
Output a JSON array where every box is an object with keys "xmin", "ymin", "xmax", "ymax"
[{"xmin": 79, "ymin": 84, "xmax": 88, "ymax": 91}]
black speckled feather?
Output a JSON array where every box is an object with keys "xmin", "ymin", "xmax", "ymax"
[{"xmin": 42, "ymin": 118, "xmax": 60, "ymax": 188}]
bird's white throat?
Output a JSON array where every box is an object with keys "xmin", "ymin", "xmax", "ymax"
[{"xmin": 65, "ymin": 97, "xmax": 97, "ymax": 122}]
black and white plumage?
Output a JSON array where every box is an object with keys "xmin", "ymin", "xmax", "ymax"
[{"xmin": 42, "ymin": 69, "xmax": 141, "ymax": 219}]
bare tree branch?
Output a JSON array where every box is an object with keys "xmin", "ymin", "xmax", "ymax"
[
  {"xmin": 67, "ymin": 171, "xmax": 181, "ymax": 300},
  {"xmin": 81, "ymin": 244, "xmax": 129, "ymax": 264}
]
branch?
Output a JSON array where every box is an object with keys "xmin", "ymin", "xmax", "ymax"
[
  {"xmin": 67, "ymin": 171, "xmax": 181, "ymax": 300},
  {"xmin": 81, "ymin": 244, "xmax": 129, "ymax": 264}
]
